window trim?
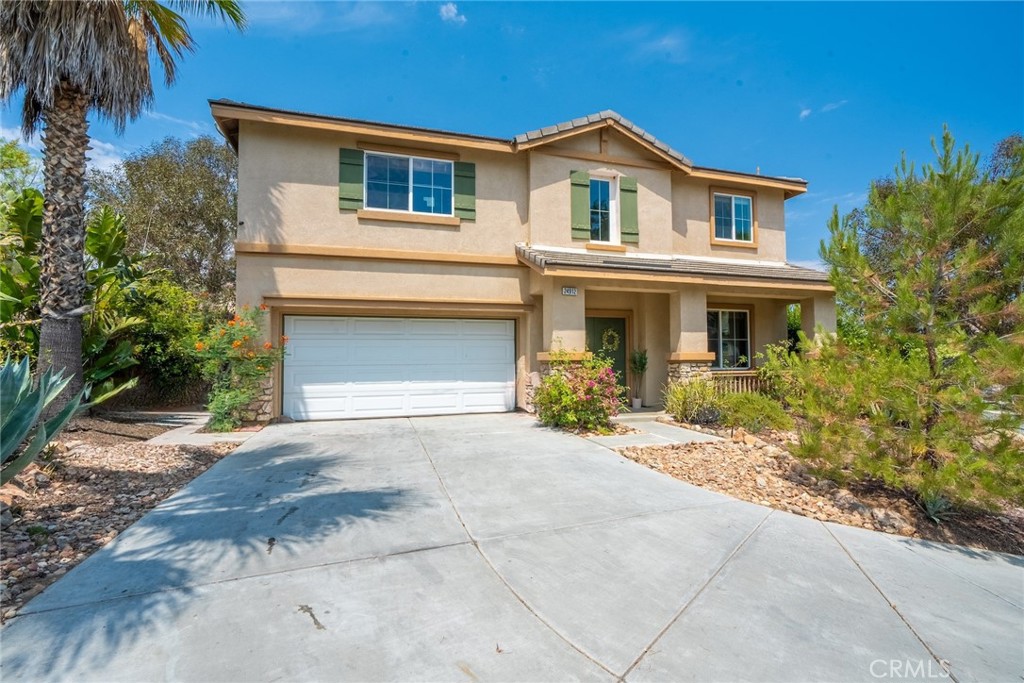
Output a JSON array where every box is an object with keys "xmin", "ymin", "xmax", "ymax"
[
  {"xmin": 707, "ymin": 307, "xmax": 752, "ymax": 370},
  {"xmin": 363, "ymin": 150, "xmax": 455, "ymax": 217},
  {"xmin": 589, "ymin": 174, "xmax": 620, "ymax": 245},
  {"xmin": 708, "ymin": 186, "xmax": 758, "ymax": 249}
]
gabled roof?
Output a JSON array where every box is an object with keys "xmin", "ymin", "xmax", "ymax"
[
  {"xmin": 209, "ymin": 99, "xmax": 807, "ymax": 194},
  {"xmin": 514, "ymin": 110, "xmax": 693, "ymax": 170}
]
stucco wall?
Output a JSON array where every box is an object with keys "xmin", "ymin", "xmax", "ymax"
[
  {"xmin": 672, "ymin": 180, "xmax": 787, "ymax": 262},
  {"xmin": 527, "ymin": 143, "xmax": 674, "ymax": 251},
  {"xmin": 236, "ymin": 121, "xmax": 528, "ymax": 256}
]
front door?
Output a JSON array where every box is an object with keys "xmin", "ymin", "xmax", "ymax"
[{"xmin": 586, "ymin": 316, "xmax": 628, "ymax": 390}]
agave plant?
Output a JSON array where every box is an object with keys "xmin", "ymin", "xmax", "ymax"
[{"xmin": 1, "ymin": 356, "xmax": 83, "ymax": 486}]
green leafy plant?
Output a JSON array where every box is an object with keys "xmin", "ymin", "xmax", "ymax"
[
  {"xmin": 1, "ymin": 356, "xmax": 83, "ymax": 485},
  {"xmin": 629, "ymin": 349, "xmax": 648, "ymax": 400},
  {"xmin": 719, "ymin": 391, "xmax": 794, "ymax": 434},
  {"xmin": 785, "ymin": 129, "xmax": 1024, "ymax": 509},
  {"xmin": 663, "ymin": 378, "xmax": 722, "ymax": 424},
  {"xmin": 198, "ymin": 305, "xmax": 286, "ymax": 432},
  {"xmin": 534, "ymin": 350, "xmax": 625, "ymax": 432}
]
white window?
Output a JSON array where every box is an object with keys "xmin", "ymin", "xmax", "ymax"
[
  {"xmin": 590, "ymin": 176, "xmax": 619, "ymax": 243},
  {"xmin": 707, "ymin": 309, "xmax": 750, "ymax": 369},
  {"xmin": 713, "ymin": 193, "xmax": 754, "ymax": 242},
  {"xmin": 365, "ymin": 152, "xmax": 453, "ymax": 216}
]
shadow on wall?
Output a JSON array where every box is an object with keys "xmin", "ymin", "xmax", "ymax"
[{"xmin": 1, "ymin": 443, "xmax": 417, "ymax": 678}]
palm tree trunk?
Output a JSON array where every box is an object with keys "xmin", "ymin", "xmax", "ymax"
[{"xmin": 37, "ymin": 83, "xmax": 89, "ymax": 409}]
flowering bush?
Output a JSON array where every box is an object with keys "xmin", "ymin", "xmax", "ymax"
[
  {"xmin": 533, "ymin": 351, "xmax": 625, "ymax": 432},
  {"xmin": 196, "ymin": 305, "xmax": 286, "ymax": 431}
]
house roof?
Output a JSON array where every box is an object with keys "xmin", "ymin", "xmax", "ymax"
[
  {"xmin": 516, "ymin": 244, "xmax": 832, "ymax": 288},
  {"xmin": 209, "ymin": 99, "xmax": 807, "ymax": 193},
  {"xmin": 514, "ymin": 110, "xmax": 694, "ymax": 168}
]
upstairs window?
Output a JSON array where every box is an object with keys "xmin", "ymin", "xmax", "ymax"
[
  {"xmin": 707, "ymin": 309, "xmax": 750, "ymax": 369},
  {"xmin": 570, "ymin": 170, "xmax": 639, "ymax": 244},
  {"xmin": 365, "ymin": 152, "xmax": 453, "ymax": 215},
  {"xmin": 590, "ymin": 177, "xmax": 617, "ymax": 242},
  {"xmin": 712, "ymin": 192, "xmax": 754, "ymax": 242}
]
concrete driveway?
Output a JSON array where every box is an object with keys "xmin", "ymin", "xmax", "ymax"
[{"xmin": 1, "ymin": 413, "xmax": 1021, "ymax": 682}]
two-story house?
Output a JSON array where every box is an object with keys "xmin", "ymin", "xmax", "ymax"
[{"xmin": 211, "ymin": 100, "xmax": 836, "ymax": 421}]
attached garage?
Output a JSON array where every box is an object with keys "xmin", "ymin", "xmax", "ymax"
[{"xmin": 282, "ymin": 316, "xmax": 516, "ymax": 420}]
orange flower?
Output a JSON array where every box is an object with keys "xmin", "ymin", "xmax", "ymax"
[
  {"xmin": 195, "ymin": 342, "xmax": 205, "ymax": 351},
  {"xmin": 259, "ymin": 303, "xmax": 268, "ymax": 311},
  {"xmin": 219, "ymin": 329, "xmax": 226, "ymax": 337},
  {"xmin": 232, "ymin": 340, "xmax": 242, "ymax": 348},
  {"xmin": 263, "ymin": 341, "xmax": 273, "ymax": 350},
  {"xmin": 228, "ymin": 320, "xmax": 236, "ymax": 327},
  {"xmin": 247, "ymin": 351, "xmax": 256, "ymax": 358},
  {"xmin": 242, "ymin": 335, "xmax": 249, "ymax": 342},
  {"xmin": 280, "ymin": 335, "xmax": 289, "ymax": 344}
]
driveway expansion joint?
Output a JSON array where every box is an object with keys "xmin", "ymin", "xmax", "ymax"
[
  {"xmin": 409, "ymin": 418, "xmax": 622, "ymax": 679},
  {"xmin": 824, "ymin": 524, "xmax": 961, "ymax": 683},
  {"xmin": 621, "ymin": 508, "xmax": 774, "ymax": 679}
]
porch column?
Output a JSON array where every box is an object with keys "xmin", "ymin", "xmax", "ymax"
[
  {"xmin": 800, "ymin": 294, "xmax": 837, "ymax": 341},
  {"xmin": 541, "ymin": 278, "xmax": 586, "ymax": 352},
  {"xmin": 666, "ymin": 286, "xmax": 714, "ymax": 383}
]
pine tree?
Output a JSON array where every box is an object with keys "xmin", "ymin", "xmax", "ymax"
[{"xmin": 791, "ymin": 129, "xmax": 1024, "ymax": 510}]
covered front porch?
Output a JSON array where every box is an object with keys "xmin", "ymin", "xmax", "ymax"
[{"xmin": 519, "ymin": 245, "xmax": 836, "ymax": 407}]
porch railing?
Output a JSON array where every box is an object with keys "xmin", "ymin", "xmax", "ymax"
[{"xmin": 713, "ymin": 370, "xmax": 765, "ymax": 394}]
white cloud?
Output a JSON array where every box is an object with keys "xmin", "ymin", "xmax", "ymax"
[
  {"xmin": 1, "ymin": 125, "xmax": 42, "ymax": 151},
  {"xmin": 821, "ymin": 99, "xmax": 848, "ymax": 113},
  {"xmin": 244, "ymin": 1, "xmax": 396, "ymax": 34},
  {"xmin": 789, "ymin": 259, "xmax": 827, "ymax": 273},
  {"xmin": 623, "ymin": 27, "xmax": 689, "ymax": 64},
  {"xmin": 86, "ymin": 139, "xmax": 123, "ymax": 172},
  {"xmin": 145, "ymin": 111, "xmax": 207, "ymax": 133},
  {"xmin": 799, "ymin": 108, "xmax": 812, "ymax": 121},
  {"xmin": 439, "ymin": 2, "xmax": 466, "ymax": 26}
]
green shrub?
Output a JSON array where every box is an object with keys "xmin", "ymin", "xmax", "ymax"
[
  {"xmin": 719, "ymin": 391, "xmax": 794, "ymax": 433},
  {"xmin": 197, "ymin": 305, "xmax": 286, "ymax": 432},
  {"xmin": 663, "ymin": 378, "xmax": 721, "ymax": 424},
  {"xmin": 128, "ymin": 277, "xmax": 211, "ymax": 393},
  {"xmin": 534, "ymin": 351, "xmax": 625, "ymax": 432}
]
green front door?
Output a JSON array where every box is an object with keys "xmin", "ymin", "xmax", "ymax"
[{"xmin": 586, "ymin": 316, "xmax": 628, "ymax": 390}]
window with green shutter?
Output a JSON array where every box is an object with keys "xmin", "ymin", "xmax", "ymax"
[
  {"xmin": 570, "ymin": 171, "xmax": 639, "ymax": 244},
  {"xmin": 340, "ymin": 148, "xmax": 474, "ymax": 219}
]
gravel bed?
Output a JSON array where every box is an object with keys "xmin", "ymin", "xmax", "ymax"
[
  {"xmin": 1, "ymin": 419, "xmax": 236, "ymax": 621},
  {"xmin": 620, "ymin": 429, "xmax": 1024, "ymax": 556}
]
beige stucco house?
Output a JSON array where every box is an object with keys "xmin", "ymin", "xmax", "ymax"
[{"xmin": 211, "ymin": 100, "xmax": 835, "ymax": 421}]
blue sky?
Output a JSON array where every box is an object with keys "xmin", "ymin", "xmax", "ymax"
[{"xmin": 2, "ymin": 1, "xmax": 1022, "ymax": 267}]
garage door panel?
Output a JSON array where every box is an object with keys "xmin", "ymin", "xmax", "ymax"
[
  {"xmin": 282, "ymin": 316, "xmax": 516, "ymax": 421},
  {"xmin": 288, "ymin": 317, "xmax": 351, "ymax": 335}
]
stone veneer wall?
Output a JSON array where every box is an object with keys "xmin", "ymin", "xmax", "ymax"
[
  {"xmin": 241, "ymin": 376, "xmax": 274, "ymax": 425},
  {"xmin": 666, "ymin": 361, "xmax": 713, "ymax": 384}
]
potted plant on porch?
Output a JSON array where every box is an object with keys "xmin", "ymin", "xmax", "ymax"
[{"xmin": 629, "ymin": 349, "xmax": 648, "ymax": 410}]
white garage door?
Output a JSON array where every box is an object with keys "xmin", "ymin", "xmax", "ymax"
[{"xmin": 282, "ymin": 316, "xmax": 516, "ymax": 421}]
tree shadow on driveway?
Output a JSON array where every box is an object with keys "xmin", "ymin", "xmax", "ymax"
[{"xmin": 1, "ymin": 440, "xmax": 433, "ymax": 679}]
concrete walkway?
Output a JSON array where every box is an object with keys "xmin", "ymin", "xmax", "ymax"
[
  {"xmin": 1, "ymin": 413, "xmax": 1020, "ymax": 682},
  {"xmin": 589, "ymin": 411, "xmax": 720, "ymax": 448}
]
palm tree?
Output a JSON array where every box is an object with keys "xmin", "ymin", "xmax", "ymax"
[{"xmin": 0, "ymin": 0, "xmax": 244, "ymax": 407}]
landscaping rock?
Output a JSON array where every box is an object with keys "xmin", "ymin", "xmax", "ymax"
[{"xmin": 618, "ymin": 436, "xmax": 1024, "ymax": 555}]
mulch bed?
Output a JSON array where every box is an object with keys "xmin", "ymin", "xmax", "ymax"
[
  {"xmin": 620, "ymin": 422, "xmax": 1024, "ymax": 556},
  {"xmin": 0, "ymin": 416, "xmax": 237, "ymax": 622}
]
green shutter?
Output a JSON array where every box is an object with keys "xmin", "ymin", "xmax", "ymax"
[
  {"xmin": 339, "ymin": 148, "xmax": 364, "ymax": 210},
  {"xmin": 454, "ymin": 162, "xmax": 476, "ymax": 220},
  {"xmin": 620, "ymin": 175, "xmax": 639, "ymax": 244},
  {"xmin": 570, "ymin": 170, "xmax": 590, "ymax": 240}
]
